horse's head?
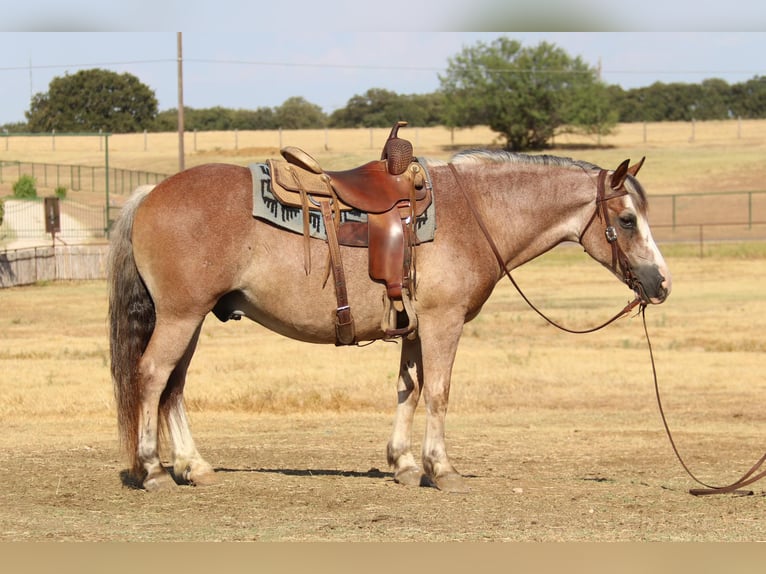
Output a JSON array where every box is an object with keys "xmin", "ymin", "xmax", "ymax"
[{"xmin": 580, "ymin": 158, "xmax": 671, "ymax": 305}]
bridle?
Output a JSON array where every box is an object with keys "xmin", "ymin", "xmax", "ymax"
[
  {"xmin": 581, "ymin": 169, "xmax": 647, "ymax": 304},
  {"xmin": 449, "ymin": 161, "xmax": 766, "ymax": 496},
  {"xmin": 449, "ymin": 162, "xmax": 643, "ymax": 334}
]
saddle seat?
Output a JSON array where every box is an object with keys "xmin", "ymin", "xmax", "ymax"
[
  {"xmin": 281, "ymin": 146, "xmax": 428, "ymax": 214},
  {"xmin": 266, "ymin": 121, "xmax": 432, "ymax": 344}
]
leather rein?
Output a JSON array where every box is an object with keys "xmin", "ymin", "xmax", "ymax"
[
  {"xmin": 449, "ymin": 162, "xmax": 766, "ymax": 496},
  {"xmin": 449, "ymin": 162, "xmax": 642, "ymax": 334}
]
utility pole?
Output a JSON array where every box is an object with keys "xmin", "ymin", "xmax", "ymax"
[
  {"xmin": 597, "ymin": 57, "xmax": 603, "ymax": 146},
  {"xmin": 177, "ymin": 32, "xmax": 185, "ymax": 172}
]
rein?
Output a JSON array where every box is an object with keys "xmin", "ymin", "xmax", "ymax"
[
  {"xmin": 448, "ymin": 162, "xmax": 641, "ymax": 334},
  {"xmin": 642, "ymin": 307, "xmax": 766, "ymax": 496},
  {"xmin": 450, "ymin": 162, "xmax": 766, "ymax": 496}
]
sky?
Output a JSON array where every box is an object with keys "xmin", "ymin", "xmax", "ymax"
[{"xmin": 0, "ymin": 30, "xmax": 764, "ymax": 126}]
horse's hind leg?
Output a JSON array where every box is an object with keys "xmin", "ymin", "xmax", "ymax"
[
  {"xmin": 162, "ymin": 322, "xmax": 216, "ymax": 486},
  {"xmin": 387, "ymin": 336, "xmax": 424, "ymax": 486},
  {"xmin": 136, "ymin": 315, "xmax": 204, "ymax": 491}
]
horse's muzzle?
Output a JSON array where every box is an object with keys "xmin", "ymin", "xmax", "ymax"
[{"xmin": 632, "ymin": 264, "xmax": 671, "ymax": 305}]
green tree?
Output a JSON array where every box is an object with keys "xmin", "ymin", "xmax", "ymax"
[
  {"xmin": 615, "ymin": 80, "xmax": 735, "ymax": 122},
  {"xmin": 274, "ymin": 97, "xmax": 327, "ymax": 129},
  {"xmin": 0, "ymin": 121, "xmax": 28, "ymax": 133},
  {"xmin": 559, "ymin": 80, "xmax": 619, "ymax": 141},
  {"xmin": 439, "ymin": 38, "xmax": 612, "ymax": 150},
  {"xmin": 730, "ymin": 76, "xmax": 766, "ymax": 119},
  {"xmin": 694, "ymin": 78, "xmax": 733, "ymax": 119},
  {"xmin": 329, "ymin": 88, "xmax": 401, "ymax": 127},
  {"xmin": 329, "ymin": 89, "xmax": 444, "ymax": 128},
  {"xmin": 232, "ymin": 107, "xmax": 278, "ymax": 130},
  {"xmin": 26, "ymin": 68, "xmax": 158, "ymax": 133}
]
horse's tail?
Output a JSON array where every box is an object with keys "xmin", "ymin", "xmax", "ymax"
[{"xmin": 107, "ymin": 186, "xmax": 155, "ymax": 474}]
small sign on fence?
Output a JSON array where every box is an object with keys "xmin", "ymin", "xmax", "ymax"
[{"xmin": 44, "ymin": 197, "xmax": 60, "ymax": 234}]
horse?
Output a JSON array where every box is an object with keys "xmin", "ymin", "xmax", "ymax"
[{"xmin": 108, "ymin": 149, "xmax": 671, "ymax": 493}]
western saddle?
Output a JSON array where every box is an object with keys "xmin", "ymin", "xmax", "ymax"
[{"xmin": 267, "ymin": 121, "xmax": 432, "ymax": 345}]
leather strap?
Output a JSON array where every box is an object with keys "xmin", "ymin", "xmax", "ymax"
[
  {"xmin": 283, "ymin": 162, "xmax": 313, "ymax": 275},
  {"xmin": 641, "ymin": 307, "xmax": 766, "ymax": 496},
  {"xmin": 318, "ymin": 199, "xmax": 355, "ymax": 345},
  {"xmin": 449, "ymin": 162, "xmax": 640, "ymax": 334},
  {"xmin": 593, "ymin": 170, "xmax": 643, "ymax": 298}
]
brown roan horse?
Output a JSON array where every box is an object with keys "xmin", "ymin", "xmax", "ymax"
[{"xmin": 108, "ymin": 150, "xmax": 671, "ymax": 492}]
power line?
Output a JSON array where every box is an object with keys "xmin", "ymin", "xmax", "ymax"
[
  {"xmin": 0, "ymin": 58, "xmax": 762, "ymax": 78},
  {"xmin": 0, "ymin": 59, "xmax": 173, "ymax": 72}
]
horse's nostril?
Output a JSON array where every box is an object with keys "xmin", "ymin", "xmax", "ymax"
[{"xmin": 660, "ymin": 274, "xmax": 672, "ymax": 296}]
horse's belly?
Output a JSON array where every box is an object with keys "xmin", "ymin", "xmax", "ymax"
[{"xmin": 227, "ymin": 236, "xmax": 391, "ymax": 344}]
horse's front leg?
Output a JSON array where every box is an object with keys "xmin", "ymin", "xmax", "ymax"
[
  {"xmin": 387, "ymin": 336, "xmax": 424, "ymax": 486},
  {"xmin": 419, "ymin": 315, "xmax": 469, "ymax": 492}
]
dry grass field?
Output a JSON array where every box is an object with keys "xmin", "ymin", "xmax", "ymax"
[
  {"xmin": 2, "ymin": 243, "xmax": 766, "ymax": 541},
  {"xmin": 1, "ymin": 122, "xmax": 766, "ymax": 542}
]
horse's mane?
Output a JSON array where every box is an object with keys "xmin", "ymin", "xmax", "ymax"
[
  {"xmin": 450, "ymin": 149, "xmax": 647, "ymax": 212},
  {"xmin": 451, "ymin": 148, "xmax": 599, "ymax": 171}
]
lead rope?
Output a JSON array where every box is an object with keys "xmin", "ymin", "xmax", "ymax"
[
  {"xmin": 450, "ymin": 162, "xmax": 766, "ymax": 496},
  {"xmin": 641, "ymin": 306, "xmax": 766, "ymax": 496},
  {"xmin": 449, "ymin": 162, "xmax": 641, "ymax": 334}
]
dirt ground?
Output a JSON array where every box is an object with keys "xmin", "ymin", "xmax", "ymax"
[
  {"xmin": 2, "ymin": 247, "xmax": 766, "ymax": 542},
  {"xmin": 1, "ymin": 411, "xmax": 765, "ymax": 542},
  {"xmin": 1, "ymin": 410, "xmax": 765, "ymax": 542}
]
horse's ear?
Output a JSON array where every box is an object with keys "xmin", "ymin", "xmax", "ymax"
[
  {"xmin": 611, "ymin": 159, "xmax": 631, "ymax": 189},
  {"xmin": 628, "ymin": 156, "xmax": 646, "ymax": 177}
]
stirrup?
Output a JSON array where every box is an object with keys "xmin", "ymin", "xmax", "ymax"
[{"xmin": 381, "ymin": 291, "xmax": 418, "ymax": 340}]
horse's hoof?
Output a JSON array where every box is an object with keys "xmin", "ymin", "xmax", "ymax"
[
  {"xmin": 178, "ymin": 462, "xmax": 217, "ymax": 486},
  {"xmin": 143, "ymin": 471, "xmax": 176, "ymax": 492},
  {"xmin": 432, "ymin": 473, "xmax": 470, "ymax": 493},
  {"xmin": 187, "ymin": 469, "xmax": 217, "ymax": 487},
  {"xmin": 394, "ymin": 467, "xmax": 422, "ymax": 487}
]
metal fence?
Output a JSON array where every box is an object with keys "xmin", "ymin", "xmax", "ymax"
[
  {"xmin": 0, "ymin": 160, "xmax": 167, "ymax": 196},
  {"xmin": 1, "ymin": 197, "xmax": 109, "ymax": 245},
  {"xmin": 647, "ymin": 190, "xmax": 766, "ymax": 246}
]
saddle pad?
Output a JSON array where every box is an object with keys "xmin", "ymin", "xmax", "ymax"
[{"xmin": 250, "ymin": 161, "xmax": 436, "ymax": 243}]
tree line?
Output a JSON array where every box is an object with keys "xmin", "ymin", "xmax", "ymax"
[{"xmin": 3, "ymin": 37, "xmax": 765, "ymax": 150}]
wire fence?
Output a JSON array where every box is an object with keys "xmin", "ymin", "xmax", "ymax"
[
  {"xmin": 3, "ymin": 178, "xmax": 766, "ymax": 245},
  {"xmin": 0, "ymin": 160, "xmax": 167, "ymax": 195}
]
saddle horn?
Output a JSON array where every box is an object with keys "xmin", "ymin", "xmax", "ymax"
[{"xmin": 381, "ymin": 120, "xmax": 413, "ymax": 176}]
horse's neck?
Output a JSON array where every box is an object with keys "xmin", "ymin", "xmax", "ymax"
[{"xmin": 455, "ymin": 162, "xmax": 595, "ymax": 268}]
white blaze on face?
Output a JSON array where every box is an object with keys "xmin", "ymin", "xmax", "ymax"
[{"xmin": 627, "ymin": 193, "xmax": 672, "ymax": 303}]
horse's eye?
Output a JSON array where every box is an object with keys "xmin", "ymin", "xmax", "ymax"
[{"xmin": 619, "ymin": 214, "xmax": 637, "ymax": 230}]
